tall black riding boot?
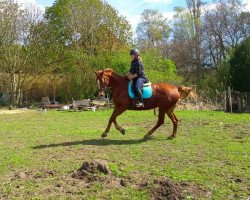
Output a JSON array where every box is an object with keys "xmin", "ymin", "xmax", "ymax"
[{"xmin": 135, "ymin": 88, "xmax": 144, "ymax": 107}]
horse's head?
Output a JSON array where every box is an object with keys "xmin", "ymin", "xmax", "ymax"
[{"xmin": 94, "ymin": 68, "xmax": 113, "ymax": 97}]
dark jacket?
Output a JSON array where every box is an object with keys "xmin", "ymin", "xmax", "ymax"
[{"xmin": 129, "ymin": 59, "xmax": 147, "ymax": 79}]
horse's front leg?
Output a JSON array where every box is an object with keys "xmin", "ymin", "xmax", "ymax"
[{"xmin": 101, "ymin": 107, "xmax": 127, "ymax": 138}]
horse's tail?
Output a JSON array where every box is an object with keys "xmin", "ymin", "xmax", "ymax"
[{"xmin": 178, "ymin": 86, "xmax": 197, "ymax": 101}]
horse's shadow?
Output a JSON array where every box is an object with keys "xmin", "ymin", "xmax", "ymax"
[{"xmin": 32, "ymin": 138, "xmax": 146, "ymax": 149}]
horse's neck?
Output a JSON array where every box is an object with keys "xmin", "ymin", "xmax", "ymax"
[{"xmin": 109, "ymin": 73, "xmax": 128, "ymax": 88}]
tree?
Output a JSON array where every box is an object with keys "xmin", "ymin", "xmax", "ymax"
[
  {"xmin": 141, "ymin": 48, "xmax": 182, "ymax": 84},
  {"xmin": 229, "ymin": 37, "xmax": 250, "ymax": 92},
  {"xmin": 171, "ymin": 7, "xmax": 195, "ymax": 79},
  {"xmin": 44, "ymin": 0, "xmax": 132, "ymax": 100},
  {"xmin": 187, "ymin": 0, "xmax": 202, "ymax": 84},
  {"xmin": 170, "ymin": 0, "xmax": 203, "ymax": 86},
  {"xmin": 169, "ymin": 0, "xmax": 250, "ymax": 93},
  {"xmin": 136, "ymin": 9, "xmax": 171, "ymax": 50},
  {"xmin": 0, "ymin": 0, "xmax": 44, "ymax": 105},
  {"xmin": 202, "ymin": 0, "xmax": 250, "ymax": 69},
  {"xmin": 135, "ymin": 9, "xmax": 182, "ymax": 84}
]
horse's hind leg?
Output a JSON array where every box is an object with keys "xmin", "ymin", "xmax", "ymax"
[
  {"xmin": 114, "ymin": 119, "xmax": 125, "ymax": 135},
  {"xmin": 167, "ymin": 112, "xmax": 179, "ymax": 139},
  {"xmin": 143, "ymin": 109, "xmax": 165, "ymax": 140}
]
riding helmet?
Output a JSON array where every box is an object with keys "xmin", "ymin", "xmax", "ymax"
[{"xmin": 130, "ymin": 48, "xmax": 140, "ymax": 56}]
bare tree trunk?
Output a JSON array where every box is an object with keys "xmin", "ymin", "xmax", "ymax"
[
  {"xmin": 228, "ymin": 86, "xmax": 232, "ymax": 114},
  {"xmin": 186, "ymin": 0, "xmax": 202, "ymax": 87},
  {"xmin": 53, "ymin": 75, "xmax": 56, "ymax": 102},
  {"xmin": 10, "ymin": 71, "xmax": 17, "ymax": 105},
  {"xmin": 16, "ymin": 72, "xmax": 22, "ymax": 105}
]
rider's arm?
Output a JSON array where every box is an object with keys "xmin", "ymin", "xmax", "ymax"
[
  {"xmin": 128, "ymin": 60, "xmax": 138, "ymax": 80},
  {"xmin": 128, "ymin": 73, "xmax": 138, "ymax": 80},
  {"xmin": 136, "ymin": 60, "xmax": 144, "ymax": 77}
]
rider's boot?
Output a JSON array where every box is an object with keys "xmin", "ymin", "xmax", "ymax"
[{"xmin": 135, "ymin": 89, "xmax": 144, "ymax": 108}]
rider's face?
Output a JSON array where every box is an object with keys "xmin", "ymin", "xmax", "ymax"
[{"xmin": 130, "ymin": 55, "xmax": 135, "ymax": 60}]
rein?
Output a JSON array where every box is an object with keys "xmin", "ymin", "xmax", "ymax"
[
  {"xmin": 98, "ymin": 87, "xmax": 111, "ymax": 92},
  {"xmin": 97, "ymin": 79, "xmax": 111, "ymax": 92}
]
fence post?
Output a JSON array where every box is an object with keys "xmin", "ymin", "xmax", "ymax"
[
  {"xmin": 228, "ymin": 86, "xmax": 232, "ymax": 113},
  {"xmin": 237, "ymin": 93, "xmax": 243, "ymax": 113},
  {"xmin": 223, "ymin": 91, "xmax": 227, "ymax": 111}
]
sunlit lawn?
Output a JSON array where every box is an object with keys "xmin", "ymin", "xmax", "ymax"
[{"xmin": 0, "ymin": 109, "xmax": 249, "ymax": 199}]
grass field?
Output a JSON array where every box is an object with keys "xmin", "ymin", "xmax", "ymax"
[{"xmin": 0, "ymin": 109, "xmax": 249, "ymax": 199}]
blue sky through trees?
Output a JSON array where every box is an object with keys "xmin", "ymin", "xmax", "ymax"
[{"xmin": 18, "ymin": 0, "xmax": 250, "ymax": 33}]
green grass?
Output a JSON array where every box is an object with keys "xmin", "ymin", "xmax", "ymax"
[{"xmin": 0, "ymin": 109, "xmax": 249, "ymax": 199}]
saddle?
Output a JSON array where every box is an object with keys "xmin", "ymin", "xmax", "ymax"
[{"xmin": 128, "ymin": 82, "xmax": 153, "ymax": 99}]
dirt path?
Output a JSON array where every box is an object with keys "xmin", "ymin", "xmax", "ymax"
[{"xmin": 0, "ymin": 109, "xmax": 32, "ymax": 115}]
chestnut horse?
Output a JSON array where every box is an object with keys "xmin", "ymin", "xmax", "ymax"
[{"xmin": 95, "ymin": 69, "xmax": 193, "ymax": 139}]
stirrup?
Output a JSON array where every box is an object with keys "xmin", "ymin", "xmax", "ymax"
[{"xmin": 136, "ymin": 103, "xmax": 144, "ymax": 108}]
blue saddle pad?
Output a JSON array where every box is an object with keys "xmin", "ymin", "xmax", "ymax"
[{"xmin": 128, "ymin": 82, "xmax": 153, "ymax": 99}]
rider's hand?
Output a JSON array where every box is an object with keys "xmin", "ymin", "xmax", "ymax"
[
  {"xmin": 127, "ymin": 74, "xmax": 133, "ymax": 80},
  {"xmin": 128, "ymin": 73, "xmax": 138, "ymax": 80}
]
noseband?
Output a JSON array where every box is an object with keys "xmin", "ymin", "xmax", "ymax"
[{"xmin": 97, "ymin": 79, "xmax": 110, "ymax": 92}]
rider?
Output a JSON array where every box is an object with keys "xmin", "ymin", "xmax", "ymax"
[{"xmin": 127, "ymin": 48, "xmax": 148, "ymax": 108}]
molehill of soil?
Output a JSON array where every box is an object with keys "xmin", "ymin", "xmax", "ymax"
[
  {"xmin": 72, "ymin": 159, "xmax": 126, "ymax": 188},
  {"xmin": 8, "ymin": 160, "xmax": 209, "ymax": 199},
  {"xmin": 151, "ymin": 178, "xmax": 209, "ymax": 200},
  {"xmin": 72, "ymin": 159, "xmax": 111, "ymax": 182}
]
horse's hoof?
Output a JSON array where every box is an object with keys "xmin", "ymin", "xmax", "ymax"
[
  {"xmin": 143, "ymin": 134, "xmax": 152, "ymax": 140},
  {"xmin": 101, "ymin": 132, "xmax": 107, "ymax": 138},
  {"xmin": 167, "ymin": 135, "xmax": 175, "ymax": 140},
  {"xmin": 120, "ymin": 128, "xmax": 125, "ymax": 135}
]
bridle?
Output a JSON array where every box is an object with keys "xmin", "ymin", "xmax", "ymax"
[{"xmin": 97, "ymin": 78, "xmax": 111, "ymax": 93}]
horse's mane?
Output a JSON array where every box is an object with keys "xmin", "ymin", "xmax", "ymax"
[
  {"xmin": 103, "ymin": 68, "xmax": 127, "ymax": 80},
  {"xmin": 103, "ymin": 68, "xmax": 113, "ymax": 74}
]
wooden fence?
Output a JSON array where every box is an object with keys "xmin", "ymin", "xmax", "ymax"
[{"xmin": 224, "ymin": 87, "xmax": 249, "ymax": 113}]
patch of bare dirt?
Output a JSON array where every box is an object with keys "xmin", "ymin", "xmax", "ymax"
[
  {"xmin": 0, "ymin": 109, "xmax": 32, "ymax": 115},
  {"xmin": 223, "ymin": 124, "xmax": 250, "ymax": 140},
  {"xmin": 224, "ymin": 123, "xmax": 250, "ymax": 131},
  {"xmin": 151, "ymin": 178, "xmax": 209, "ymax": 200},
  {"xmin": 5, "ymin": 162, "xmax": 210, "ymax": 199},
  {"xmin": 176, "ymin": 102, "xmax": 218, "ymax": 111},
  {"xmin": 11, "ymin": 169, "xmax": 55, "ymax": 180}
]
